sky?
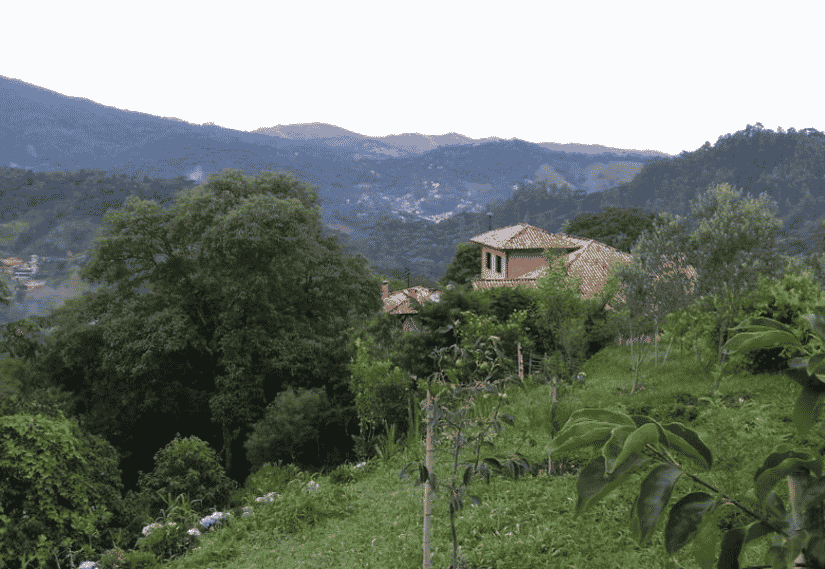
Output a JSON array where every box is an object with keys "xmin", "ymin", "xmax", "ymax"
[{"xmin": 3, "ymin": 0, "xmax": 824, "ymax": 157}]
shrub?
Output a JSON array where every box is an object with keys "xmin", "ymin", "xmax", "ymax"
[
  {"xmin": 94, "ymin": 546, "xmax": 159, "ymax": 569},
  {"xmin": 132, "ymin": 432, "xmax": 238, "ymax": 523},
  {"xmin": 327, "ymin": 464, "xmax": 356, "ymax": 485},
  {"xmin": 0, "ymin": 412, "xmax": 125, "ymax": 569},
  {"xmin": 731, "ymin": 270, "xmax": 825, "ymax": 374},
  {"xmin": 243, "ymin": 386, "xmax": 334, "ymax": 472},
  {"xmin": 240, "ymin": 460, "xmax": 301, "ymax": 502},
  {"xmin": 347, "ymin": 335, "xmax": 418, "ymax": 444}
]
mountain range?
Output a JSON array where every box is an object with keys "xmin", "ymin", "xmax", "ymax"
[{"xmin": 2, "ymin": 73, "xmax": 825, "ymax": 330}]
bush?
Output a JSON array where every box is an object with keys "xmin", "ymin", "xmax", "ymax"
[
  {"xmin": 0, "ymin": 412, "xmax": 126, "ymax": 569},
  {"xmin": 347, "ymin": 334, "xmax": 418, "ymax": 444},
  {"xmin": 132, "ymin": 432, "xmax": 238, "ymax": 523},
  {"xmin": 94, "ymin": 546, "xmax": 159, "ymax": 569},
  {"xmin": 732, "ymin": 270, "xmax": 825, "ymax": 374},
  {"xmin": 242, "ymin": 460, "xmax": 301, "ymax": 499},
  {"xmin": 327, "ymin": 464, "xmax": 356, "ymax": 485},
  {"xmin": 243, "ymin": 386, "xmax": 334, "ymax": 473}
]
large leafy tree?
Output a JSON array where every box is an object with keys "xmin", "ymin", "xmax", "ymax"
[
  {"xmin": 560, "ymin": 206, "xmax": 665, "ymax": 254},
  {"xmin": 12, "ymin": 169, "xmax": 383, "ymax": 484},
  {"xmin": 438, "ymin": 242, "xmax": 482, "ymax": 289},
  {"xmin": 623, "ymin": 182, "xmax": 786, "ymax": 386}
]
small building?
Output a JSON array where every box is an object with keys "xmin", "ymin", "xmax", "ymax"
[
  {"xmin": 381, "ymin": 280, "xmax": 441, "ymax": 333},
  {"xmin": 468, "ymin": 223, "xmax": 698, "ymax": 313}
]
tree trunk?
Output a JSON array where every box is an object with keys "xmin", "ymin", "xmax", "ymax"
[
  {"xmin": 788, "ymin": 475, "xmax": 807, "ymax": 567},
  {"xmin": 423, "ymin": 387, "xmax": 434, "ymax": 569},
  {"xmin": 548, "ymin": 375, "xmax": 558, "ymax": 475}
]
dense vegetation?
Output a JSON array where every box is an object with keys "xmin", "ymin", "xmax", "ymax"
[{"xmin": 2, "ymin": 137, "xmax": 825, "ymax": 567}]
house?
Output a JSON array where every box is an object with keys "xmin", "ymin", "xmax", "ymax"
[
  {"xmin": 381, "ymin": 280, "xmax": 441, "ymax": 332},
  {"xmin": 378, "ymin": 222, "xmax": 700, "ymax": 333},
  {"xmin": 468, "ymin": 223, "xmax": 699, "ymax": 313}
]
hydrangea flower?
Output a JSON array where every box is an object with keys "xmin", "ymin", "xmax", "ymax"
[{"xmin": 76, "ymin": 487, "xmax": 314, "ymax": 568}]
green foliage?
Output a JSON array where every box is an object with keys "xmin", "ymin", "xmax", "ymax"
[
  {"xmin": 93, "ymin": 546, "xmax": 160, "ymax": 569},
  {"xmin": 454, "ymin": 308, "xmax": 535, "ymax": 377},
  {"xmin": 398, "ymin": 333, "xmax": 539, "ymax": 569},
  {"xmin": 547, "ymin": 310, "xmax": 825, "ymax": 568},
  {"xmin": 242, "ymin": 387, "xmax": 333, "ymax": 474},
  {"xmin": 347, "ymin": 334, "xmax": 416, "ymax": 438},
  {"xmin": 133, "ymin": 520, "xmax": 198, "ymax": 565},
  {"xmin": 560, "ymin": 206, "xmax": 665, "ymax": 254},
  {"xmin": 132, "ymin": 433, "xmax": 238, "ymax": 523},
  {"xmin": 730, "ymin": 270, "xmax": 825, "ymax": 374},
  {"xmin": 439, "ymin": 241, "xmax": 483, "ymax": 288},
  {"xmin": 327, "ymin": 464, "xmax": 356, "ymax": 485},
  {"xmin": 659, "ymin": 270, "xmax": 825, "ymax": 381},
  {"xmin": 0, "ymin": 412, "xmax": 125, "ymax": 569},
  {"xmin": 243, "ymin": 461, "xmax": 301, "ymax": 497}
]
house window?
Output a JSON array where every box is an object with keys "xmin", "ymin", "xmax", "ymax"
[
  {"xmin": 496, "ymin": 255, "xmax": 502, "ymax": 274},
  {"xmin": 486, "ymin": 252, "xmax": 491, "ymax": 270}
]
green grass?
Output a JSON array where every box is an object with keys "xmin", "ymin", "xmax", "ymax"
[{"xmin": 105, "ymin": 338, "xmax": 822, "ymax": 569}]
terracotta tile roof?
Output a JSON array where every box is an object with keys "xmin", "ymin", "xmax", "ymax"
[
  {"xmin": 382, "ymin": 286, "xmax": 441, "ymax": 315},
  {"xmin": 470, "ymin": 224, "xmax": 589, "ymax": 250}
]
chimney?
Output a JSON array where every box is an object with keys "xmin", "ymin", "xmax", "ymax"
[{"xmin": 382, "ymin": 280, "xmax": 389, "ymax": 300}]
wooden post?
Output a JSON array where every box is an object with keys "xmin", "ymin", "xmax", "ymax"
[
  {"xmin": 549, "ymin": 374, "xmax": 559, "ymax": 476},
  {"xmin": 423, "ymin": 387, "xmax": 434, "ymax": 569},
  {"xmin": 528, "ymin": 352, "xmax": 532, "ymax": 378},
  {"xmin": 518, "ymin": 342, "xmax": 523, "ymax": 381}
]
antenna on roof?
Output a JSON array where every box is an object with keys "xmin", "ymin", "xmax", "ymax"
[{"xmin": 487, "ymin": 211, "xmax": 492, "ymax": 231}]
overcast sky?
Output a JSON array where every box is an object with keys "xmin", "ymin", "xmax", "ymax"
[{"xmin": 4, "ymin": 0, "xmax": 822, "ymax": 157}]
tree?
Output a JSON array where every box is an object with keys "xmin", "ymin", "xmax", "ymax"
[
  {"xmin": 29, "ymin": 168, "xmax": 382, "ymax": 483},
  {"xmin": 0, "ymin": 270, "xmax": 12, "ymax": 309},
  {"xmin": 438, "ymin": 242, "xmax": 482, "ymax": 289},
  {"xmin": 609, "ymin": 211, "xmax": 703, "ymax": 364},
  {"xmin": 560, "ymin": 206, "xmax": 666, "ymax": 254},
  {"xmin": 626, "ymin": 182, "xmax": 786, "ymax": 388}
]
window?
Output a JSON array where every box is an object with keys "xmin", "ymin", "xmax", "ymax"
[
  {"xmin": 496, "ymin": 255, "xmax": 502, "ymax": 274},
  {"xmin": 486, "ymin": 252, "xmax": 491, "ymax": 270}
]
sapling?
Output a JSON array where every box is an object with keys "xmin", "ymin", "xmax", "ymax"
[
  {"xmin": 399, "ymin": 326, "xmax": 537, "ymax": 569},
  {"xmin": 548, "ymin": 311, "xmax": 825, "ymax": 569}
]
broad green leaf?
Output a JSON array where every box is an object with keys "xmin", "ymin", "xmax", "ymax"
[
  {"xmin": 754, "ymin": 452, "xmax": 821, "ymax": 505},
  {"xmin": 564, "ymin": 408, "xmax": 635, "ymax": 428},
  {"xmin": 784, "ymin": 368, "xmax": 825, "ymax": 394},
  {"xmin": 607, "ymin": 423, "xmax": 661, "ymax": 476},
  {"xmin": 807, "ymin": 536, "xmax": 825, "ymax": 568},
  {"xmin": 808, "ymin": 353, "xmax": 825, "ymax": 377},
  {"xmin": 718, "ymin": 527, "xmax": 745, "ymax": 569},
  {"xmin": 691, "ymin": 496, "xmax": 723, "ymax": 569},
  {"xmin": 763, "ymin": 545, "xmax": 791, "ymax": 569},
  {"xmin": 661, "ymin": 422, "xmax": 714, "ymax": 471},
  {"xmin": 549, "ymin": 423, "xmax": 618, "ymax": 455},
  {"xmin": 801, "ymin": 477, "xmax": 825, "ymax": 512},
  {"xmin": 793, "ymin": 386, "xmax": 825, "ymax": 438},
  {"xmin": 727, "ymin": 316, "xmax": 795, "ymax": 333},
  {"xmin": 629, "ymin": 415, "xmax": 669, "ymax": 441},
  {"xmin": 630, "ymin": 463, "xmax": 682, "ymax": 547},
  {"xmin": 602, "ymin": 425, "xmax": 635, "ymax": 475},
  {"xmin": 763, "ymin": 490, "xmax": 788, "ymax": 528},
  {"xmin": 664, "ymin": 492, "xmax": 716, "ymax": 555},
  {"xmin": 723, "ymin": 330, "xmax": 802, "ymax": 354},
  {"xmin": 575, "ymin": 453, "xmax": 652, "ymax": 517},
  {"xmin": 740, "ymin": 520, "xmax": 776, "ymax": 552}
]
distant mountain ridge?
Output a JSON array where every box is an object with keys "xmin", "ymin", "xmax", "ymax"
[
  {"xmin": 251, "ymin": 122, "xmax": 674, "ymax": 160},
  {"xmin": 1, "ymin": 74, "xmax": 669, "ymax": 227}
]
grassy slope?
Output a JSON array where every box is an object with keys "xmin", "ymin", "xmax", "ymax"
[{"xmin": 131, "ymin": 339, "xmax": 813, "ymax": 569}]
